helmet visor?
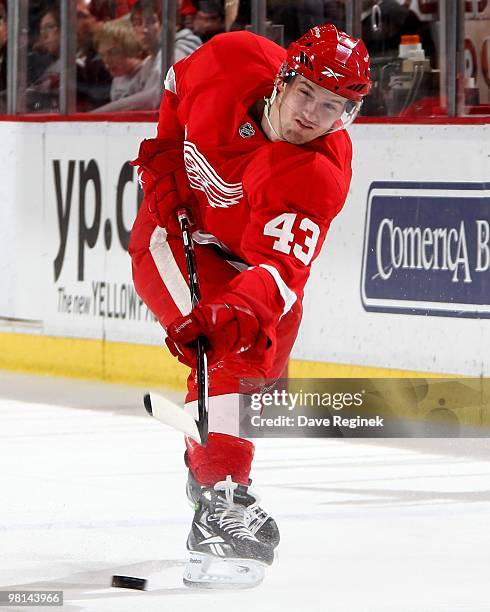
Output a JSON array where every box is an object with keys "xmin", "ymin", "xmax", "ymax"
[{"xmin": 329, "ymin": 99, "xmax": 363, "ymax": 133}]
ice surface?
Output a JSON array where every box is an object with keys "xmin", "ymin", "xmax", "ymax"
[{"xmin": 0, "ymin": 372, "xmax": 489, "ymax": 611}]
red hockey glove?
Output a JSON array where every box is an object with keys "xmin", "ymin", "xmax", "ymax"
[
  {"xmin": 144, "ymin": 167, "xmax": 191, "ymax": 227},
  {"xmin": 131, "ymin": 138, "xmax": 193, "ymax": 227},
  {"xmin": 165, "ymin": 302, "xmax": 269, "ymax": 367}
]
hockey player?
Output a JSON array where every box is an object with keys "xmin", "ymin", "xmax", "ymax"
[{"xmin": 129, "ymin": 24, "xmax": 371, "ymax": 587}]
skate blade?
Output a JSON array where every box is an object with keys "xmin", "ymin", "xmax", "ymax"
[{"xmin": 183, "ymin": 552, "xmax": 266, "ymax": 590}]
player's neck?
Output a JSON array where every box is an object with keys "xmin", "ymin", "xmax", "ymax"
[
  {"xmin": 259, "ymin": 97, "xmax": 283, "ymax": 142},
  {"xmin": 247, "ymin": 99, "xmax": 277, "ymax": 142},
  {"xmin": 248, "ymin": 99, "xmax": 265, "ymax": 126}
]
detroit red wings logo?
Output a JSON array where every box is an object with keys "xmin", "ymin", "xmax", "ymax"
[{"xmin": 183, "ymin": 140, "xmax": 243, "ymax": 208}]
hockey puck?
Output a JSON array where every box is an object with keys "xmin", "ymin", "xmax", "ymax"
[{"xmin": 111, "ymin": 575, "xmax": 147, "ymax": 590}]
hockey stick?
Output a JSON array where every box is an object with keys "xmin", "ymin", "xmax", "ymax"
[
  {"xmin": 177, "ymin": 207, "xmax": 209, "ymax": 444},
  {"xmin": 144, "ymin": 208, "xmax": 209, "ymax": 445},
  {"xmin": 143, "ymin": 392, "xmax": 201, "ymax": 443}
]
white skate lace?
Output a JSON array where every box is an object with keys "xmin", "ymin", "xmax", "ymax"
[
  {"xmin": 238, "ymin": 486, "xmax": 270, "ymax": 533},
  {"xmin": 210, "ymin": 476, "xmax": 257, "ymax": 541}
]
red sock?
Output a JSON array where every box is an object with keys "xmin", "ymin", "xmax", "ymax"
[{"xmin": 185, "ymin": 432, "xmax": 254, "ymax": 486}]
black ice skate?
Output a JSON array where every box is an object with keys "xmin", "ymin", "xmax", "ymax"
[
  {"xmin": 183, "ymin": 476, "xmax": 276, "ymax": 589},
  {"xmin": 186, "ymin": 470, "xmax": 280, "ymax": 549}
]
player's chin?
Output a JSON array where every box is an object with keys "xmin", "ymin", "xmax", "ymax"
[
  {"xmin": 285, "ymin": 122, "xmax": 323, "ymax": 144},
  {"xmin": 284, "ymin": 130, "xmax": 316, "ymax": 145}
]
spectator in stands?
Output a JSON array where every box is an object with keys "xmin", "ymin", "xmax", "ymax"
[
  {"xmin": 0, "ymin": 0, "xmax": 7, "ymax": 105},
  {"xmin": 176, "ymin": 0, "xmax": 203, "ymax": 59},
  {"xmin": 131, "ymin": 0, "xmax": 201, "ymax": 64},
  {"xmin": 192, "ymin": 0, "xmax": 226, "ymax": 43},
  {"xmin": 94, "ymin": 19, "xmax": 145, "ymax": 104},
  {"xmin": 92, "ymin": 0, "xmax": 201, "ymax": 112},
  {"xmin": 236, "ymin": 1, "xmax": 344, "ymax": 48},
  {"xmin": 26, "ymin": 5, "xmax": 62, "ymax": 112},
  {"xmin": 26, "ymin": 2, "xmax": 53, "ymax": 88},
  {"xmin": 76, "ymin": 0, "xmax": 112, "ymax": 110},
  {"xmin": 323, "ymin": 1, "xmax": 346, "ymax": 29},
  {"xmin": 28, "ymin": 1, "xmax": 52, "ymax": 48},
  {"xmin": 90, "ymin": 0, "xmax": 133, "ymax": 21},
  {"xmin": 39, "ymin": 5, "xmax": 61, "ymax": 58},
  {"xmin": 181, "ymin": 0, "xmax": 198, "ymax": 30}
]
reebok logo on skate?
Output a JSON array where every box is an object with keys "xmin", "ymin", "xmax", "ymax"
[
  {"xmin": 195, "ymin": 523, "xmax": 225, "ymax": 545},
  {"xmin": 201, "ymin": 536, "xmax": 226, "ymax": 545}
]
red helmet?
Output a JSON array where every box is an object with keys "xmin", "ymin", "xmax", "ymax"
[{"xmin": 285, "ymin": 24, "xmax": 371, "ymax": 102}]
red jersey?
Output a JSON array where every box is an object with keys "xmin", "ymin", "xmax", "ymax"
[{"xmin": 133, "ymin": 31, "xmax": 353, "ymax": 340}]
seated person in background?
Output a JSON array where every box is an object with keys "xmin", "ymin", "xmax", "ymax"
[
  {"xmin": 27, "ymin": 1, "xmax": 114, "ymax": 113},
  {"xmin": 192, "ymin": 0, "xmax": 225, "ymax": 43},
  {"xmin": 94, "ymin": 18, "xmax": 145, "ymax": 105},
  {"xmin": 266, "ymin": 0, "xmax": 330, "ymax": 47},
  {"xmin": 27, "ymin": 1, "xmax": 57, "ymax": 89},
  {"xmin": 26, "ymin": 5, "xmax": 62, "ymax": 112},
  {"xmin": 76, "ymin": 0, "xmax": 112, "ymax": 111},
  {"xmin": 174, "ymin": 0, "xmax": 203, "ymax": 61},
  {"xmin": 322, "ymin": 1, "xmax": 346, "ymax": 29},
  {"xmin": 92, "ymin": 0, "xmax": 201, "ymax": 112},
  {"xmin": 180, "ymin": 0, "xmax": 198, "ymax": 30},
  {"xmin": 90, "ymin": 0, "xmax": 133, "ymax": 21},
  {"xmin": 0, "ymin": 0, "xmax": 7, "ymax": 111}
]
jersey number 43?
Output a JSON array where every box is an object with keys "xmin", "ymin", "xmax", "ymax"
[{"xmin": 264, "ymin": 213, "xmax": 320, "ymax": 266}]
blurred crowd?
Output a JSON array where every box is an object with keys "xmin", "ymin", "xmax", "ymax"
[
  {"xmin": 0, "ymin": 1, "xmax": 441, "ymax": 115},
  {"xmin": 1, "ymin": 0, "xmax": 202, "ymax": 113},
  {"xmin": 0, "ymin": 1, "xmax": 7, "ymax": 100},
  {"xmin": 23, "ymin": 0, "xmax": 203, "ymax": 112}
]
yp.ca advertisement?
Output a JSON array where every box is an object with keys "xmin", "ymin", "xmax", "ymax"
[
  {"xmin": 42, "ymin": 122, "xmax": 162, "ymax": 344},
  {"xmin": 239, "ymin": 378, "xmax": 490, "ymax": 438},
  {"xmin": 361, "ymin": 181, "xmax": 490, "ymax": 318}
]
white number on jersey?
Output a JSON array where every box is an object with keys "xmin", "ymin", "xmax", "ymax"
[{"xmin": 264, "ymin": 213, "xmax": 320, "ymax": 266}]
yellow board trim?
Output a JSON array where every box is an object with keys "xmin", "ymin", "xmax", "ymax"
[
  {"xmin": 289, "ymin": 360, "xmax": 446, "ymax": 379},
  {"xmin": 0, "ymin": 331, "xmax": 446, "ymax": 388},
  {"xmin": 0, "ymin": 332, "xmax": 187, "ymax": 389}
]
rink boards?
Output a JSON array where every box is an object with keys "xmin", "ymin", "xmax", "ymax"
[{"xmin": 0, "ymin": 119, "xmax": 488, "ymax": 384}]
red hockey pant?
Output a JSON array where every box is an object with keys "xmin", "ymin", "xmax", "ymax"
[{"xmin": 129, "ymin": 211, "xmax": 302, "ymax": 485}]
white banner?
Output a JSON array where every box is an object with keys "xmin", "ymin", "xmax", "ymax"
[{"xmin": 43, "ymin": 122, "xmax": 161, "ymax": 343}]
